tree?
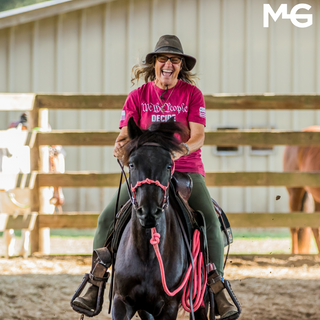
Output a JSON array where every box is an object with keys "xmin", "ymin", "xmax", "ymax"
[{"xmin": 0, "ymin": 0, "xmax": 49, "ymax": 12}]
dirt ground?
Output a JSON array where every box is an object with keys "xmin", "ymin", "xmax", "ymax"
[{"xmin": 0, "ymin": 254, "xmax": 320, "ymax": 320}]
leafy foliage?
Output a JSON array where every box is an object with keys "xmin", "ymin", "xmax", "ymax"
[{"xmin": 0, "ymin": 0, "xmax": 50, "ymax": 12}]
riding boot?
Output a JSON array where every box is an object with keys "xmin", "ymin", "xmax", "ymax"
[
  {"xmin": 72, "ymin": 247, "xmax": 112, "ymax": 315},
  {"xmin": 207, "ymin": 266, "xmax": 240, "ymax": 320}
]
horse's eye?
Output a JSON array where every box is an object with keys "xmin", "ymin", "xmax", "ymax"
[
  {"xmin": 129, "ymin": 163, "xmax": 134, "ymax": 169},
  {"xmin": 167, "ymin": 165, "xmax": 172, "ymax": 170}
]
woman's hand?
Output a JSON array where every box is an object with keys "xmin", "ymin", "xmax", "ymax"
[
  {"xmin": 113, "ymin": 140, "xmax": 126, "ymax": 158},
  {"xmin": 172, "ymin": 122, "xmax": 205, "ymax": 161},
  {"xmin": 113, "ymin": 127, "xmax": 128, "ymax": 159},
  {"xmin": 172, "ymin": 144, "xmax": 188, "ymax": 161}
]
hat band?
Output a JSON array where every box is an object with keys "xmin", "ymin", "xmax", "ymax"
[{"xmin": 154, "ymin": 46, "xmax": 183, "ymax": 55}]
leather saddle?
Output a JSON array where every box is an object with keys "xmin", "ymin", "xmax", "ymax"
[
  {"xmin": 171, "ymin": 171, "xmax": 193, "ymax": 202},
  {"xmin": 171, "ymin": 171, "xmax": 233, "ymax": 247}
]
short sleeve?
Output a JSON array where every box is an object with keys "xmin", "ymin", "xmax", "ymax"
[
  {"xmin": 187, "ymin": 86, "xmax": 206, "ymax": 127},
  {"xmin": 119, "ymin": 89, "xmax": 141, "ymax": 129}
]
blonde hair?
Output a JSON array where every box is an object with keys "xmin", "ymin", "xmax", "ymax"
[{"xmin": 131, "ymin": 55, "xmax": 198, "ymax": 86}]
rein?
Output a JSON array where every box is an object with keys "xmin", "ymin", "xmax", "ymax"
[{"xmin": 150, "ymin": 228, "xmax": 207, "ymax": 312}]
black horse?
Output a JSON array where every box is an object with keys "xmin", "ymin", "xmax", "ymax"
[{"xmin": 112, "ymin": 117, "xmax": 208, "ymax": 320}]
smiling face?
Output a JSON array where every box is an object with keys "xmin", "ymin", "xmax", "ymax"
[{"xmin": 154, "ymin": 54, "xmax": 182, "ymax": 89}]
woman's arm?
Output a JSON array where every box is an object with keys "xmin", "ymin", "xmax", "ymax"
[
  {"xmin": 113, "ymin": 126, "xmax": 128, "ymax": 158},
  {"xmin": 173, "ymin": 121, "xmax": 205, "ymax": 160}
]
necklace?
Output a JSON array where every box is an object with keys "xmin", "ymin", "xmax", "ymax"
[{"xmin": 154, "ymin": 81, "xmax": 177, "ymax": 112}]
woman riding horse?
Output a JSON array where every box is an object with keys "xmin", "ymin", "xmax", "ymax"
[{"xmin": 73, "ymin": 35, "xmax": 239, "ymax": 319}]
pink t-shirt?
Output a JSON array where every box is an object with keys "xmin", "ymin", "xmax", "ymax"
[{"xmin": 119, "ymin": 80, "xmax": 206, "ymax": 176}]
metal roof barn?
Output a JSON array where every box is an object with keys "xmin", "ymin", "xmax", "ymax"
[{"xmin": 0, "ymin": 0, "xmax": 318, "ymax": 213}]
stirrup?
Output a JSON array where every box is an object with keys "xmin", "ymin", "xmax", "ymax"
[
  {"xmin": 70, "ymin": 273, "xmax": 108, "ymax": 317},
  {"xmin": 208, "ymin": 281, "xmax": 241, "ymax": 320},
  {"xmin": 222, "ymin": 280, "xmax": 241, "ymax": 320},
  {"xmin": 206, "ymin": 263, "xmax": 241, "ymax": 320},
  {"xmin": 71, "ymin": 247, "xmax": 111, "ymax": 317}
]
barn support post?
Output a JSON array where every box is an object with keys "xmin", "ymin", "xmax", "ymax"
[{"xmin": 29, "ymin": 95, "xmax": 51, "ymax": 255}]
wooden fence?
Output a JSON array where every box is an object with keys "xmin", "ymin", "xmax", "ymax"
[{"xmin": 1, "ymin": 93, "xmax": 320, "ymax": 254}]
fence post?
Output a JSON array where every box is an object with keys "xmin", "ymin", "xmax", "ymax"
[
  {"xmin": 29, "ymin": 95, "xmax": 40, "ymax": 254},
  {"xmin": 29, "ymin": 95, "xmax": 51, "ymax": 254}
]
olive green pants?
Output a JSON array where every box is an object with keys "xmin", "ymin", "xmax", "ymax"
[{"xmin": 93, "ymin": 172, "xmax": 224, "ymax": 276}]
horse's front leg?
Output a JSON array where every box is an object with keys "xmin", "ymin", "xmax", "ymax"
[
  {"xmin": 287, "ymin": 187, "xmax": 306, "ymax": 253},
  {"xmin": 312, "ymin": 201, "xmax": 320, "ymax": 253},
  {"xmin": 113, "ymin": 294, "xmax": 136, "ymax": 320},
  {"xmin": 154, "ymin": 300, "xmax": 179, "ymax": 320},
  {"xmin": 312, "ymin": 228, "xmax": 320, "ymax": 253},
  {"xmin": 138, "ymin": 310, "xmax": 155, "ymax": 320}
]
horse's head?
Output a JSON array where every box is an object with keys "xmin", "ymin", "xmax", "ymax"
[{"xmin": 123, "ymin": 117, "xmax": 187, "ymax": 228}]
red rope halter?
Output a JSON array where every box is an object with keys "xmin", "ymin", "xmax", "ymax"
[
  {"xmin": 150, "ymin": 228, "xmax": 207, "ymax": 312},
  {"xmin": 131, "ymin": 178, "xmax": 169, "ymax": 199},
  {"xmin": 130, "ymin": 158, "xmax": 175, "ymax": 207}
]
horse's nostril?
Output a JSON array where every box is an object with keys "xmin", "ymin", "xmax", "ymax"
[
  {"xmin": 136, "ymin": 206, "xmax": 164, "ymax": 228},
  {"xmin": 136, "ymin": 207, "xmax": 144, "ymax": 217},
  {"xmin": 136, "ymin": 206, "xmax": 163, "ymax": 218},
  {"xmin": 136, "ymin": 206, "xmax": 164, "ymax": 220}
]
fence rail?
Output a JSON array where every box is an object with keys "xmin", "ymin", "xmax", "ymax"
[
  {"xmin": 1, "ymin": 212, "xmax": 320, "ymax": 231},
  {"xmin": 3, "ymin": 130, "xmax": 320, "ymax": 147},
  {"xmin": 2, "ymin": 93, "xmax": 320, "ymax": 255},
  {"xmin": 36, "ymin": 130, "xmax": 320, "ymax": 146},
  {"xmin": 3, "ymin": 172, "xmax": 320, "ymax": 190},
  {"xmin": 0, "ymin": 130, "xmax": 320, "ymax": 148},
  {"xmin": 2, "ymin": 94, "xmax": 320, "ymax": 111}
]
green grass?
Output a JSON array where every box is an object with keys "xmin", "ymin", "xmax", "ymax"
[
  {"xmin": 0, "ymin": 229, "xmax": 95, "ymax": 238},
  {"xmin": 50, "ymin": 229, "xmax": 95, "ymax": 238},
  {"xmin": 1, "ymin": 228, "xmax": 292, "ymax": 240},
  {"xmin": 232, "ymin": 228, "xmax": 291, "ymax": 239},
  {"xmin": 0, "ymin": 0, "xmax": 50, "ymax": 12}
]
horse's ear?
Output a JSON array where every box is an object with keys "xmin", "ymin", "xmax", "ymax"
[
  {"xmin": 167, "ymin": 116, "xmax": 175, "ymax": 123},
  {"xmin": 127, "ymin": 117, "xmax": 143, "ymax": 140}
]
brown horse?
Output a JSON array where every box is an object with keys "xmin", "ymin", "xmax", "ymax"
[{"xmin": 283, "ymin": 125, "xmax": 320, "ymax": 254}]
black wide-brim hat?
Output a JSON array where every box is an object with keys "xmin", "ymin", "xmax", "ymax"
[{"xmin": 145, "ymin": 35, "xmax": 196, "ymax": 71}]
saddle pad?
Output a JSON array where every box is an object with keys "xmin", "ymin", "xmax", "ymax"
[
  {"xmin": 212, "ymin": 198, "xmax": 234, "ymax": 246},
  {"xmin": 110, "ymin": 199, "xmax": 132, "ymax": 254}
]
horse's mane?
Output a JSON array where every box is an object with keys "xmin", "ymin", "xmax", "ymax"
[{"xmin": 122, "ymin": 121, "xmax": 188, "ymax": 165}]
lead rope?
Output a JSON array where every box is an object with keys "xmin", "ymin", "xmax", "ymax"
[{"xmin": 150, "ymin": 228, "xmax": 207, "ymax": 312}]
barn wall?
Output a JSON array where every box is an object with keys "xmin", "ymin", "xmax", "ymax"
[{"xmin": 0, "ymin": 0, "xmax": 318, "ymax": 213}]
